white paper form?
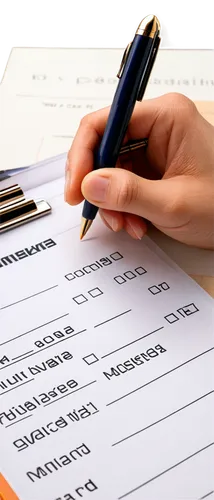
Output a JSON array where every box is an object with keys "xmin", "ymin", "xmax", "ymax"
[{"xmin": 0, "ymin": 176, "xmax": 214, "ymax": 500}]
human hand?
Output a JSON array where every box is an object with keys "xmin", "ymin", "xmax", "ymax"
[{"xmin": 65, "ymin": 93, "xmax": 214, "ymax": 249}]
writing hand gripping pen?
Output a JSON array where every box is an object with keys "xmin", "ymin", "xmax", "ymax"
[{"xmin": 80, "ymin": 14, "xmax": 161, "ymax": 239}]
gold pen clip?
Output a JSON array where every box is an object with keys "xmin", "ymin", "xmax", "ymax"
[
  {"xmin": 0, "ymin": 184, "xmax": 51, "ymax": 233},
  {"xmin": 117, "ymin": 42, "xmax": 132, "ymax": 78}
]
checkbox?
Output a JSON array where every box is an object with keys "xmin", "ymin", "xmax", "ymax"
[
  {"xmin": 83, "ymin": 353, "xmax": 99, "ymax": 365},
  {"xmin": 177, "ymin": 303, "xmax": 199, "ymax": 317},
  {"xmin": 124, "ymin": 271, "xmax": 136, "ymax": 280},
  {"xmin": 148, "ymin": 285, "xmax": 161, "ymax": 295},
  {"xmin": 88, "ymin": 287, "xmax": 103, "ymax": 298},
  {"xmin": 135, "ymin": 266, "xmax": 147, "ymax": 275},
  {"xmin": 165, "ymin": 313, "xmax": 179, "ymax": 324},
  {"xmin": 114, "ymin": 275, "xmax": 126, "ymax": 285},
  {"xmin": 110, "ymin": 251, "xmax": 123, "ymax": 261},
  {"xmin": 73, "ymin": 294, "xmax": 88, "ymax": 305}
]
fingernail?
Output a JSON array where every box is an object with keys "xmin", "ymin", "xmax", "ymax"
[
  {"xmin": 101, "ymin": 211, "xmax": 118, "ymax": 231},
  {"xmin": 84, "ymin": 175, "xmax": 109, "ymax": 202},
  {"xmin": 64, "ymin": 169, "xmax": 71, "ymax": 200},
  {"xmin": 127, "ymin": 221, "xmax": 145, "ymax": 240}
]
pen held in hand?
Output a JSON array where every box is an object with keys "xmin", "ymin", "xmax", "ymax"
[
  {"xmin": 80, "ymin": 14, "xmax": 161, "ymax": 240},
  {"xmin": 80, "ymin": 138, "xmax": 148, "ymax": 239}
]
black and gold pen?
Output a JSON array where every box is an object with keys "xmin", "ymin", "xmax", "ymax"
[{"xmin": 80, "ymin": 14, "xmax": 160, "ymax": 239}]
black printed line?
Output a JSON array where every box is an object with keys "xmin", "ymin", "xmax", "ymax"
[
  {"xmin": 5, "ymin": 414, "xmax": 33, "ymax": 428},
  {"xmin": 118, "ymin": 442, "xmax": 214, "ymax": 499},
  {"xmin": 112, "ymin": 391, "xmax": 214, "ymax": 447},
  {"xmin": 12, "ymin": 350, "xmax": 34, "ymax": 361},
  {"xmin": 200, "ymin": 491, "xmax": 214, "ymax": 499},
  {"xmin": 0, "ymin": 313, "xmax": 69, "ymax": 347},
  {"xmin": 0, "ymin": 378, "xmax": 34, "ymax": 396},
  {"xmin": 101, "ymin": 326, "xmax": 164, "ymax": 359},
  {"xmin": 54, "ymin": 224, "xmax": 81, "ymax": 238},
  {"xmin": 106, "ymin": 347, "xmax": 214, "ymax": 407},
  {"xmin": 44, "ymin": 380, "xmax": 97, "ymax": 407},
  {"xmin": 94, "ymin": 309, "xmax": 132, "ymax": 329},
  {"xmin": 0, "ymin": 285, "xmax": 59, "ymax": 310},
  {"xmin": 0, "ymin": 329, "xmax": 87, "ymax": 370}
]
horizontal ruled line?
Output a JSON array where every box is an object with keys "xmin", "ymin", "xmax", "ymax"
[
  {"xmin": 106, "ymin": 347, "xmax": 214, "ymax": 407},
  {"xmin": 0, "ymin": 329, "xmax": 87, "ymax": 370},
  {"xmin": 0, "ymin": 378, "xmax": 34, "ymax": 396},
  {"xmin": 198, "ymin": 490, "xmax": 214, "ymax": 500},
  {"xmin": 44, "ymin": 380, "xmax": 97, "ymax": 407},
  {"xmin": 118, "ymin": 442, "xmax": 214, "ymax": 499},
  {"xmin": 0, "ymin": 313, "xmax": 70, "ymax": 347},
  {"xmin": 12, "ymin": 350, "xmax": 34, "ymax": 360},
  {"xmin": 200, "ymin": 491, "xmax": 214, "ymax": 499},
  {"xmin": 94, "ymin": 309, "xmax": 132, "ymax": 329},
  {"xmin": 112, "ymin": 390, "xmax": 214, "ymax": 447},
  {"xmin": 5, "ymin": 414, "xmax": 33, "ymax": 428},
  {"xmin": 0, "ymin": 284, "xmax": 59, "ymax": 310},
  {"xmin": 54, "ymin": 224, "xmax": 81, "ymax": 238},
  {"xmin": 101, "ymin": 326, "xmax": 164, "ymax": 359}
]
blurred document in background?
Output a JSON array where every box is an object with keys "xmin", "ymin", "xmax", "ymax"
[{"xmin": 0, "ymin": 48, "xmax": 213, "ymax": 171}]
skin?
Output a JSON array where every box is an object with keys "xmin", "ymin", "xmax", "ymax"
[{"xmin": 65, "ymin": 93, "xmax": 214, "ymax": 249}]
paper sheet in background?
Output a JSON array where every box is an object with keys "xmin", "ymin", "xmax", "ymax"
[
  {"xmin": 0, "ymin": 170, "xmax": 213, "ymax": 500},
  {"xmin": 0, "ymin": 48, "xmax": 214, "ymax": 171}
]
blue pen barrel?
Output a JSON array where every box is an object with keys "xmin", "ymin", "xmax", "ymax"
[
  {"xmin": 82, "ymin": 200, "xmax": 99, "ymax": 220},
  {"xmin": 82, "ymin": 33, "xmax": 157, "ymax": 221},
  {"xmin": 95, "ymin": 34, "xmax": 155, "ymax": 170}
]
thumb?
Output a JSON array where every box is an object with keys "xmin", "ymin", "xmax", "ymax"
[{"xmin": 81, "ymin": 168, "xmax": 188, "ymax": 228}]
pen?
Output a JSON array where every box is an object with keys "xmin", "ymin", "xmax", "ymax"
[{"xmin": 80, "ymin": 14, "xmax": 160, "ymax": 239}]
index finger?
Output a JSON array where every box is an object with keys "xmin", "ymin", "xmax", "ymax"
[{"xmin": 65, "ymin": 107, "xmax": 110, "ymax": 205}]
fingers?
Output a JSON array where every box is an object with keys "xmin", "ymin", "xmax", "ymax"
[
  {"xmin": 65, "ymin": 93, "xmax": 198, "ymax": 205},
  {"xmin": 65, "ymin": 108, "xmax": 110, "ymax": 205},
  {"xmin": 64, "ymin": 101, "xmax": 155, "ymax": 204},
  {"xmin": 99, "ymin": 209, "xmax": 147, "ymax": 240},
  {"xmin": 99, "ymin": 209, "xmax": 124, "ymax": 233},
  {"xmin": 81, "ymin": 167, "xmax": 190, "ymax": 228},
  {"xmin": 64, "ymin": 93, "xmax": 214, "ymax": 246}
]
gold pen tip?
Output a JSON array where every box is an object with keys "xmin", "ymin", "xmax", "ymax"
[{"xmin": 80, "ymin": 218, "xmax": 93, "ymax": 240}]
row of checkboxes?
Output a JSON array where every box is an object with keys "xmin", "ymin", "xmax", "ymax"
[{"xmin": 73, "ymin": 287, "xmax": 103, "ymax": 305}]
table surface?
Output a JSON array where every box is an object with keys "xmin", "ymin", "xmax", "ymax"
[{"xmin": 190, "ymin": 275, "xmax": 214, "ymax": 299}]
